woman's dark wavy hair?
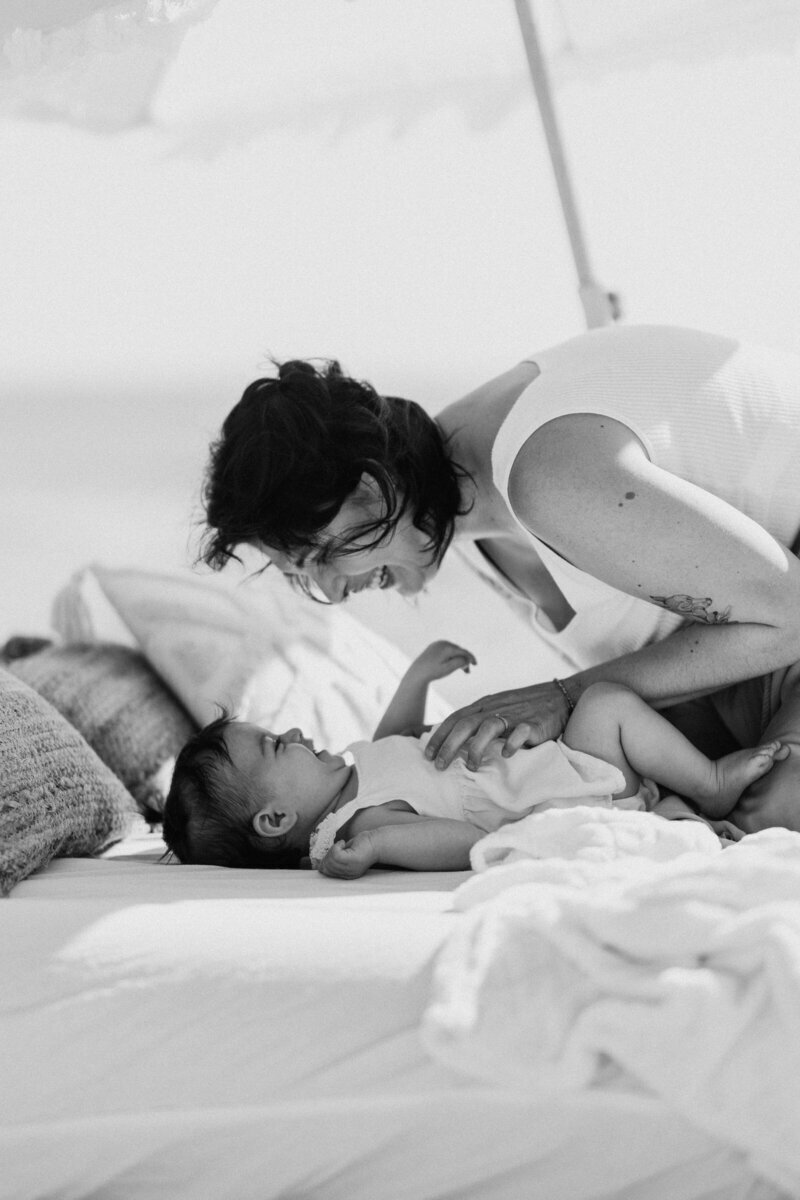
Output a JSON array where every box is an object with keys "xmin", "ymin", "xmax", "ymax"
[
  {"xmin": 199, "ymin": 359, "xmax": 473, "ymax": 577},
  {"xmin": 162, "ymin": 711, "xmax": 301, "ymax": 870}
]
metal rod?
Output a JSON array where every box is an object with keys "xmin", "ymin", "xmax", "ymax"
[{"xmin": 513, "ymin": 0, "xmax": 615, "ymax": 327}]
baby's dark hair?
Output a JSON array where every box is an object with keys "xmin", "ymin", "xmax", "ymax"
[
  {"xmin": 200, "ymin": 358, "xmax": 473, "ymax": 576},
  {"xmin": 162, "ymin": 711, "xmax": 302, "ymax": 869}
]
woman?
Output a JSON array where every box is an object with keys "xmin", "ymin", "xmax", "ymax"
[{"xmin": 200, "ymin": 324, "xmax": 800, "ymax": 833}]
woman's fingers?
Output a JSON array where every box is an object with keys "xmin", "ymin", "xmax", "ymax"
[
  {"xmin": 425, "ymin": 695, "xmax": 502, "ymax": 759},
  {"xmin": 501, "ymin": 721, "xmax": 531, "ymax": 757},
  {"xmin": 425, "ymin": 711, "xmax": 483, "ymax": 767},
  {"xmin": 426, "ymin": 710, "xmax": 512, "ymax": 771},
  {"xmin": 463, "ymin": 716, "xmax": 508, "ymax": 772},
  {"xmin": 425, "ymin": 683, "xmax": 572, "ymax": 769}
]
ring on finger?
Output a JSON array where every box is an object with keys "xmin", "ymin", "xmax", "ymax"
[{"xmin": 491, "ymin": 713, "xmax": 510, "ymax": 738}]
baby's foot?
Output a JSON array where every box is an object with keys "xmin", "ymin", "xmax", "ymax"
[{"xmin": 698, "ymin": 741, "xmax": 789, "ymax": 819}]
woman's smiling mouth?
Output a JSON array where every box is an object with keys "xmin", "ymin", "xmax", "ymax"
[{"xmin": 345, "ymin": 565, "xmax": 392, "ymax": 598}]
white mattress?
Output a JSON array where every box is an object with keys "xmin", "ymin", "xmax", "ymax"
[{"xmin": 0, "ymin": 834, "xmax": 788, "ymax": 1200}]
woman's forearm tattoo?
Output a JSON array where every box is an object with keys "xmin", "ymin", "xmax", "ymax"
[{"xmin": 650, "ymin": 593, "xmax": 732, "ymax": 623}]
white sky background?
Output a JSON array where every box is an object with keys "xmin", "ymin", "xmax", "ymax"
[{"xmin": 2, "ymin": 0, "xmax": 800, "ymax": 699}]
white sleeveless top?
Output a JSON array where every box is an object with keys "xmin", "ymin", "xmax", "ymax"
[
  {"xmin": 488, "ymin": 324, "xmax": 800, "ymax": 669},
  {"xmin": 308, "ymin": 731, "xmax": 628, "ymax": 867}
]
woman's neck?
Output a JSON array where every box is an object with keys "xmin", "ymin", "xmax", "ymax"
[{"xmin": 451, "ymin": 463, "xmax": 524, "ymax": 543}]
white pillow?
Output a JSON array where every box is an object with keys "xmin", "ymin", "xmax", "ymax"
[{"xmin": 52, "ymin": 565, "xmax": 447, "ymax": 750}]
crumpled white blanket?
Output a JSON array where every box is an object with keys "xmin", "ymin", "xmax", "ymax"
[
  {"xmin": 423, "ymin": 809, "xmax": 800, "ymax": 1197},
  {"xmin": 465, "ymin": 800, "xmax": 721, "ymax": 901}
]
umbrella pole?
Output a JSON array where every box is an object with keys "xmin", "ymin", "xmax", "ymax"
[{"xmin": 513, "ymin": 0, "xmax": 617, "ymax": 328}]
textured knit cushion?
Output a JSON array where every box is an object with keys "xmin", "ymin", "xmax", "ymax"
[
  {"xmin": 9, "ymin": 643, "xmax": 197, "ymax": 822},
  {"xmin": 0, "ymin": 668, "xmax": 136, "ymax": 895}
]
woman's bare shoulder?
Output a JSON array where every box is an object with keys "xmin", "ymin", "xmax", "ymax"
[
  {"xmin": 437, "ymin": 361, "xmax": 541, "ymax": 480},
  {"xmin": 437, "ymin": 361, "xmax": 540, "ymax": 434},
  {"xmin": 507, "ymin": 413, "xmax": 650, "ymax": 537}
]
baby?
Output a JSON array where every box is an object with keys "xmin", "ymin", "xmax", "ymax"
[{"xmin": 162, "ymin": 641, "xmax": 786, "ymax": 878}]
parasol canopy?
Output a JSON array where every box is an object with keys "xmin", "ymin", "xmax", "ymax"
[{"xmin": 3, "ymin": 0, "xmax": 799, "ymax": 327}]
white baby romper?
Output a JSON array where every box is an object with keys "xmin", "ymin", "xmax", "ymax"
[{"xmin": 308, "ymin": 731, "xmax": 638, "ymax": 866}]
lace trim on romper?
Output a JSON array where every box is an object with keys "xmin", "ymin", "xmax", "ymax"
[{"xmin": 309, "ymin": 751, "xmax": 358, "ymax": 868}]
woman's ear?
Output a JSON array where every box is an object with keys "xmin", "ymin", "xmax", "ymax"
[{"xmin": 252, "ymin": 805, "xmax": 298, "ymax": 839}]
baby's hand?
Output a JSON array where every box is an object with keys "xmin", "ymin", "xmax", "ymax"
[
  {"xmin": 317, "ymin": 832, "xmax": 378, "ymax": 879},
  {"xmin": 409, "ymin": 641, "xmax": 477, "ymax": 683}
]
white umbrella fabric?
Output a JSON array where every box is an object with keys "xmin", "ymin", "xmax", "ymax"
[
  {"xmin": 3, "ymin": 0, "xmax": 799, "ymax": 326},
  {"xmin": 0, "ymin": 0, "xmax": 218, "ymax": 130},
  {"xmin": 516, "ymin": 0, "xmax": 800, "ymax": 325}
]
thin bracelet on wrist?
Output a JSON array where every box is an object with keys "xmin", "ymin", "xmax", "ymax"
[{"xmin": 553, "ymin": 677, "xmax": 576, "ymax": 714}]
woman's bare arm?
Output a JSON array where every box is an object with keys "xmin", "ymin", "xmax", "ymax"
[
  {"xmin": 516, "ymin": 413, "xmax": 800, "ymax": 684},
  {"xmin": 427, "ymin": 413, "xmax": 800, "ymax": 768}
]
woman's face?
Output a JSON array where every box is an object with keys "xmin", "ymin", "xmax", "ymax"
[{"xmin": 260, "ymin": 488, "xmax": 440, "ymax": 603}]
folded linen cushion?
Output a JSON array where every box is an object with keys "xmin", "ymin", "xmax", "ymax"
[
  {"xmin": 9, "ymin": 643, "xmax": 196, "ymax": 823},
  {"xmin": 0, "ymin": 668, "xmax": 137, "ymax": 895},
  {"xmin": 51, "ymin": 564, "xmax": 442, "ymax": 749}
]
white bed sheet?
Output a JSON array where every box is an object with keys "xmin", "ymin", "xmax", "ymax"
[{"xmin": 0, "ymin": 838, "xmax": 789, "ymax": 1200}]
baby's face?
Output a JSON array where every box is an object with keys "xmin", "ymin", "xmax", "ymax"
[{"xmin": 220, "ymin": 722, "xmax": 349, "ymax": 827}]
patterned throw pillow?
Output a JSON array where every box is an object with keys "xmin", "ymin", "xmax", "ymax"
[
  {"xmin": 0, "ymin": 668, "xmax": 137, "ymax": 895},
  {"xmin": 9, "ymin": 644, "xmax": 197, "ymax": 823}
]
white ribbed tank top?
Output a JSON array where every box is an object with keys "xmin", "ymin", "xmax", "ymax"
[{"xmin": 490, "ymin": 325, "xmax": 800, "ymax": 669}]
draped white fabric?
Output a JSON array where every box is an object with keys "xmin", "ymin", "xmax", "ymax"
[
  {"xmin": 424, "ymin": 816, "xmax": 800, "ymax": 1197},
  {"xmin": 1, "ymin": 845, "xmax": 787, "ymax": 1200},
  {"xmin": 538, "ymin": 0, "xmax": 800, "ymax": 81},
  {"xmin": 0, "ymin": 0, "xmax": 218, "ymax": 128},
  {"xmin": 3, "ymin": 0, "xmax": 800, "ymax": 131}
]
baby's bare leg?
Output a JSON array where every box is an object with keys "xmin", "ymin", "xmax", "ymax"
[
  {"xmin": 562, "ymin": 683, "xmax": 649, "ymax": 798},
  {"xmin": 564, "ymin": 683, "xmax": 784, "ymax": 818}
]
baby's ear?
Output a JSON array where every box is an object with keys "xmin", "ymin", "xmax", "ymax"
[{"xmin": 252, "ymin": 805, "xmax": 298, "ymax": 839}]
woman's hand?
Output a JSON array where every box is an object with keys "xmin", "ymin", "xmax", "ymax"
[
  {"xmin": 424, "ymin": 680, "xmax": 572, "ymax": 771},
  {"xmin": 317, "ymin": 831, "xmax": 378, "ymax": 879},
  {"xmin": 407, "ymin": 640, "xmax": 477, "ymax": 684}
]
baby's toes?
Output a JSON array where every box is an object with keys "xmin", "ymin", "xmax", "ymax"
[{"xmin": 747, "ymin": 742, "xmax": 786, "ymax": 779}]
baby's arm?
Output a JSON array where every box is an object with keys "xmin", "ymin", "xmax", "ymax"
[
  {"xmin": 317, "ymin": 806, "xmax": 482, "ymax": 878},
  {"xmin": 373, "ymin": 641, "xmax": 476, "ymax": 740}
]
